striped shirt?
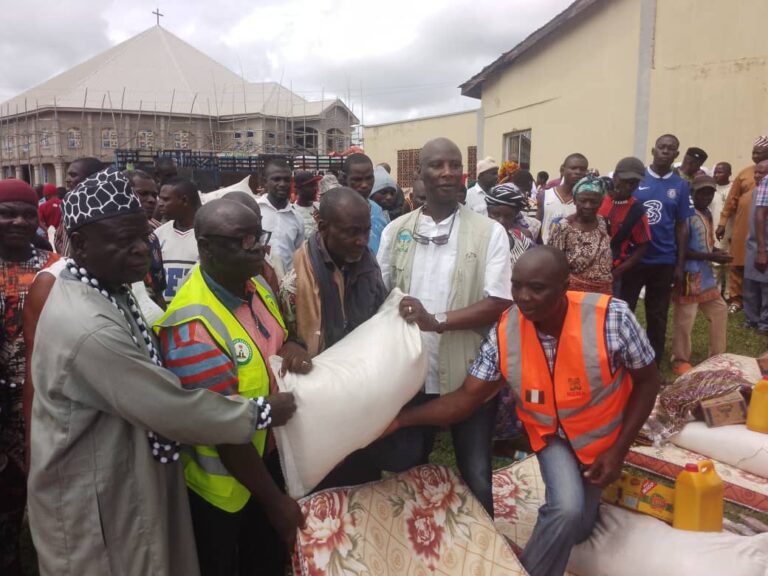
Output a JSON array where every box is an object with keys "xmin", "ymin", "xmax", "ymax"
[
  {"xmin": 470, "ymin": 297, "xmax": 654, "ymax": 382},
  {"xmin": 158, "ymin": 272, "xmax": 284, "ymax": 395}
]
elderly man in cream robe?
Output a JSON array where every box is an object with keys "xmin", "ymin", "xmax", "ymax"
[{"xmin": 27, "ymin": 169, "xmax": 301, "ymax": 576}]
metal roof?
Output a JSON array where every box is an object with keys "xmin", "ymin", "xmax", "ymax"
[{"xmin": 1, "ymin": 25, "xmax": 356, "ymax": 121}]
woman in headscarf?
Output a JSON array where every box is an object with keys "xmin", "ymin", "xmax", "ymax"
[
  {"xmin": 549, "ymin": 174, "xmax": 614, "ymax": 294},
  {"xmin": 484, "ymin": 183, "xmax": 538, "ymax": 271}
]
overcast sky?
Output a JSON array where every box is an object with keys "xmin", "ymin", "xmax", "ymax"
[{"xmin": 1, "ymin": 0, "xmax": 573, "ymax": 125}]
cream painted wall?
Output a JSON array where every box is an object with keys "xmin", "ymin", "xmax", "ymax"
[
  {"xmin": 363, "ymin": 110, "xmax": 478, "ymax": 183},
  {"xmin": 479, "ymin": 0, "xmax": 641, "ymax": 176},
  {"xmin": 647, "ymin": 0, "xmax": 768, "ymax": 172}
]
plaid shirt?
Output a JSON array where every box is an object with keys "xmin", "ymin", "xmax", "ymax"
[
  {"xmin": 756, "ymin": 177, "xmax": 768, "ymax": 206},
  {"xmin": 470, "ymin": 297, "xmax": 655, "ymax": 382}
]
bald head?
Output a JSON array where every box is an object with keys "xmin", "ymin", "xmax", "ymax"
[
  {"xmin": 418, "ymin": 138, "xmax": 463, "ymax": 208},
  {"xmin": 512, "ymin": 246, "xmax": 571, "ymax": 323},
  {"xmin": 319, "ymin": 186, "xmax": 369, "ymax": 223},
  {"xmin": 514, "ymin": 246, "xmax": 570, "ymax": 284},
  {"xmin": 419, "ymin": 138, "xmax": 461, "ymax": 172},
  {"xmin": 318, "ymin": 186, "xmax": 372, "ymax": 266},
  {"xmin": 194, "ymin": 198, "xmax": 259, "ymax": 238},
  {"xmin": 224, "ymin": 191, "xmax": 261, "ymax": 216},
  {"xmin": 194, "ymin": 199, "xmax": 266, "ymax": 285}
]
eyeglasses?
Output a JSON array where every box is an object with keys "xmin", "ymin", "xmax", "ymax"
[
  {"xmin": 206, "ymin": 230, "xmax": 271, "ymax": 251},
  {"xmin": 412, "ymin": 207, "xmax": 458, "ymax": 246}
]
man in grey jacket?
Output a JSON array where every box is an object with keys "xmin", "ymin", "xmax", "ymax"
[{"xmin": 27, "ymin": 169, "xmax": 301, "ymax": 576}]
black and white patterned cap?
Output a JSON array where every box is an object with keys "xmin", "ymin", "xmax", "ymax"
[{"xmin": 63, "ymin": 167, "xmax": 143, "ymax": 233}]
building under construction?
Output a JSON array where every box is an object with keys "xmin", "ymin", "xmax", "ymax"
[{"xmin": 0, "ymin": 25, "xmax": 359, "ymax": 189}]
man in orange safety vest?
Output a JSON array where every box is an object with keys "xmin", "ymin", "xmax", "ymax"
[{"xmin": 385, "ymin": 246, "xmax": 661, "ymax": 576}]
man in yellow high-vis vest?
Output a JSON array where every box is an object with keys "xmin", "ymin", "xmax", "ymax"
[{"xmin": 156, "ymin": 199, "xmax": 312, "ymax": 576}]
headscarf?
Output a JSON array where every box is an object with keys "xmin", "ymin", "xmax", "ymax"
[
  {"xmin": 572, "ymin": 174, "xmax": 608, "ymax": 199},
  {"xmin": 0, "ymin": 179, "xmax": 38, "ymax": 205},
  {"xmin": 754, "ymin": 135, "xmax": 768, "ymax": 150},
  {"xmin": 63, "ymin": 167, "xmax": 142, "ymax": 233},
  {"xmin": 497, "ymin": 160, "xmax": 519, "ymax": 184},
  {"xmin": 484, "ymin": 182, "xmax": 528, "ymax": 210}
]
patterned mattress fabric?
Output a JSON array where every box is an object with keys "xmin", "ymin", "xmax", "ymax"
[
  {"xmin": 292, "ymin": 464, "xmax": 527, "ymax": 576},
  {"xmin": 492, "ymin": 448, "xmax": 768, "ymax": 545},
  {"xmin": 640, "ymin": 353, "xmax": 760, "ymax": 444}
]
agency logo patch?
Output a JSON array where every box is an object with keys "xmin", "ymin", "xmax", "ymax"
[{"xmin": 233, "ymin": 338, "xmax": 253, "ymax": 365}]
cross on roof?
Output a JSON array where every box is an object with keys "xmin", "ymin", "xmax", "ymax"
[{"xmin": 152, "ymin": 8, "xmax": 164, "ymax": 26}]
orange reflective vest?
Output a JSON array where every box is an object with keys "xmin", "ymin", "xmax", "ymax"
[{"xmin": 497, "ymin": 291, "xmax": 633, "ymax": 464}]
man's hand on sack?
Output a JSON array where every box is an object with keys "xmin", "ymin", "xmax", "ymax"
[
  {"xmin": 266, "ymin": 392, "xmax": 297, "ymax": 427},
  {"xmin": 278, "ymin": 341, "xmax": 313, "ymax": 376},
  {"xmin": 399, "ymin": 296, "xmax": 440, "ymax": 332}
]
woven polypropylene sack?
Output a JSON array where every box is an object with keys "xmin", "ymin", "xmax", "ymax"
[
  {"xmin": 568, "ymin": 504, "xmax": 768, "ymax": 576},
  {"xmin": 271, "ymin": 288, "xmax": 428, "ymax": 498}
]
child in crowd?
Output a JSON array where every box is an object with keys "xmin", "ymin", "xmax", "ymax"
[
  {"xmin": 598, "ymin": 157, "xmax": 651, "ymax": 297},
  {"xmin": 671, "ymin": 174, "xmax": 732, "ymax": 375}
]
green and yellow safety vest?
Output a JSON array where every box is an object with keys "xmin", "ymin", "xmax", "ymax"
[{"xmin": 154, "ymin": 265, "xmax": 287, "ymax": 512}]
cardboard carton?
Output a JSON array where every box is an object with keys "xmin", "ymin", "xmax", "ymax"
[
  {"xmin": 603, "ymin": 471, "xmax": 675, "ymax": 523},
  {"xmin": 700, "ymin": 390, "xmax": 747, "ymax": 427}
]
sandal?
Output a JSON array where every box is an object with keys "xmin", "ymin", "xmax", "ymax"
[{"xmin": 728, "ymin": 303, "xmax": 742, "ymax": 313}]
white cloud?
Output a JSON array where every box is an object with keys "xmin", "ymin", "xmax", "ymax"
[{"xmin": 2, "ymin": 0, "xmax": 573, "ymax": 123}]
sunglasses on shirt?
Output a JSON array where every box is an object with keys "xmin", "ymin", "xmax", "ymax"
[{"xmin": 411, "ymin": 207, "xmax": 458, "ymax": 246}]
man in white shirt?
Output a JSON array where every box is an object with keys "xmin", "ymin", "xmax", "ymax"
[
  {"xmin": 257, "ymin": 159, "xmax": 305, "ymax": 274},
  {"xmin": 536, "ymin": 153, "xmax": 588, "ymax": 244},
  {"xmin": 377, "ymin": 138, "xmax": 512, "ymax": 516},
  {"xmin": 155, "ymin": 177, "xmax": 201, "ymax": 303},
  {"xmin": 465, "ymin": 156, "xmax": 498, "ymax": 216}
]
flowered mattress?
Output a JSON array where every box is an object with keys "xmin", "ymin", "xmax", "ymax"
[{"xmin": 293, "ymin": 464, "xmax": 526, "ymax": 575}]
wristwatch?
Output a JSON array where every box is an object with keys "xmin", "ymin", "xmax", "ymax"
[{"xmin": 434, "ymin": 312, "xmax": 448, "ymax": 333}]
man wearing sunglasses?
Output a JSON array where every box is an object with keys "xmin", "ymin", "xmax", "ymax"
[
  {"xmin": 376, "ymin": 137, "xmax": 513, "ymax": 517},
  {"xmin": 155, "ymin": 199, "xmax": 312, "ymax": 576}
]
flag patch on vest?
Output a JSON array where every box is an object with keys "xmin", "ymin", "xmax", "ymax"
[{"xmin": 525, "ymin": 389, "xmax": 545, "ymax": 404}]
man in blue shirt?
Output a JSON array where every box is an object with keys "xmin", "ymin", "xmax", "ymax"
[
  {"xmin": 342, "ymin": 153, "xmax": 388, "ymax": 254},
  {"xmin": 620, "ymin": 134, "xmax": 693, "ymax": 364}
]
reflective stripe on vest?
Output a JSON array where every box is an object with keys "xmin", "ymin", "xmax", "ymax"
[
  {"xmin": 154, "ymin": 264, "xmax": 287, "ymax": 513},
  {"xmin": 498, "ymin": 291, "xmax": 633, "ymax": 464}
]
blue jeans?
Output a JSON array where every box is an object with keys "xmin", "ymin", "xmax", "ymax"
[
  {"xmin": 520, "ymin": 436, "xmax": 602, "ymax": 576},
  {"xmin": 743, "ymin": 278, "xmax": 768, "ymax": 330},
  {"xmin": 371, "ymin": 393, "xmax": 498, "ymax": 517}
]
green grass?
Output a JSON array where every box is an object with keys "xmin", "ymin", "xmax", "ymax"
[{"xmin": 633, "ymin": 300, "xmax": 767, "ymax": 380}]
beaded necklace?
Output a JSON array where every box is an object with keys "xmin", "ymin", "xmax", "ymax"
[{"xmin": 65, "ymin": 259, "xmax": 181, "ymax": 464}]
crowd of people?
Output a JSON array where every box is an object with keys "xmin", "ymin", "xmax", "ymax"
[{"xmin": 0, "ymin": 131, "xmax": 765, "ymax": 576}]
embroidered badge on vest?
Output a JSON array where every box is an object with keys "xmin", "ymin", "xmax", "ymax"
[
  {"xmin": 525, "ymin": 389, "xmax": 545, "ymax": 404},
  {"xmin": 395, "ymin": 229, "xmax": 412, "ymax": 253},
  {"xmin": 233, "ymin": 338, "xmax": 253, "ymax": 365}
]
